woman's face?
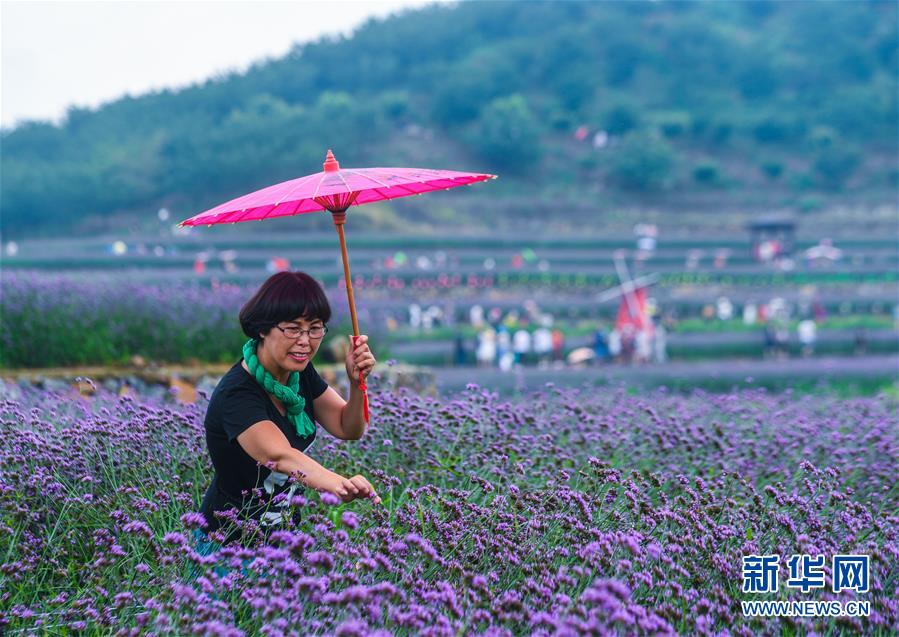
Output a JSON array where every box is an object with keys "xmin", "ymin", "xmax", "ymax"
[{"xmin": 260, "ymin": 316, "xmax": 326, "ymax": 373}]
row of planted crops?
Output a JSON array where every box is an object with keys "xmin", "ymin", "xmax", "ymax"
[{"xmin": 2, "ymin": 272, "xmax": 896, "ymax": 369}]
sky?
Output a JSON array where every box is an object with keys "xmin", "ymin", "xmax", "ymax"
[{"xmin": 0, "ymin": 0, "xmax": 438, "ymax": 129}]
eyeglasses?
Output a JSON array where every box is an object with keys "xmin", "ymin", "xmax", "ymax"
[{"xmin": 274, "ymin": 324, "xmax": 328, "ymax": 340}]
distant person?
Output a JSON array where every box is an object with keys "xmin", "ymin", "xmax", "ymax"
[
  {"xmin": 469, "ymin": 304, "xmax": 485, "ymax": 328},
  {"xmin": 592, "ymin": 328, "xmax": 609, "ymax": 364},
  {"xmin": 763, "ymin": 324, "xmax": 776, "ymax": 359},
  {"xmin": 635, "ymin": 329, "xmax": 652, "ymax": 364},
  {"xmin": 476, "ymin": 328, "xmax": 497, "ymax": 368},
  {"xmin": 621, "ymin": 326, "xmax": 636, "ymax": 364},
  {"xmin": 743, "ymin": 303, "xmax": 758, "ymax": 326},
  {"xmin": 551, "ymin": 327, "xmax": 565, "ymax": 364},
  {"xmin": 608, "ymin": 329, "xmax": 622, "ymax": 363},
  {"xmin": 774, "ymin": 323, "xmax": 790, "ymax": 359},
  {"xmin": 453, "ymin": 333, "xmax": 467, "ymax": 366},
  {"xmin": 512, "ymin": 328, "xmax": 531, "ymax": 366},
  {"xmin": 813, "ymin": 301, "xmax": 827, "ymax": 323},
  {"xmin": 443, "ymin": 302, "xmax": 455, "ymax": 328},
  {"xmin": 533, "ymin": 322, "xmax": 553, "ymax": 367},
  {"xmin": 854, "ymin": 328, "xmax": 868, "ymax": 356},
  {"xmin": 797, "ymin": 319, "xmax": 817, "ymax": 357},
  {"xmin": 716, "ymin": 297, "xmax": 734, "ymax": 322},
  {"xmin": 653, "ymin": 323, "xmax": 668, "ymax": 364},
  {"xmin": 497, "ymin": 325, "xmax": 512, "ymax": 366},
  {"xmin": 498, "ymin": 350, "xmax": 515, "ymax": 372},
  {"xmin": 409, "ymin": 303, "xmax": 422, "ymax": 329}
]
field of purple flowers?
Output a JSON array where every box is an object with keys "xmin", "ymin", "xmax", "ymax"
[
  {"xmin": 1, "ymin": 383, "xmax": 897, "ymax": 635},
  {"xmin": 1, "ymin": 272, "xmax": 354, "ymax": 370},
  {"xmin": 0, "ymin": 272, "xmax": 250, "ymax": 367}
]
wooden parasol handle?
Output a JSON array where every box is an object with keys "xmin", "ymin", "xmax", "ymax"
[
  {"xmin": 330, "ymin": 210, "xmax": 359, "ymax": 337},
  {"xmin": 330, "ymin": 209, "xmax": 369, "ymax": 424}
]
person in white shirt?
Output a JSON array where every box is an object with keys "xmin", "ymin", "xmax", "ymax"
[
  {"xmin": 497, "ymin": 327, "xmax": 512, "ymax": 363},
  {"xmin": 635, "ymin": 329, "xmax": 652, "ymax": 364},
  {"xmin": 608, "ymin": 329, "xmax": 622, "ymax": 362},
  {"xmin": 513, "ymin": 329, "xmax": 532, "ymax": 366},
  {"xmin": 797, "ymin": 319, "xmax": 817, "ymax": 357},
  {"xmin": 533, "ymin": 324, "xmax": 553, "ymax": 367},
  {"xmin": 653, "ymin": 323, "xmax": 668, "ymax": 364},
  {"xmin": 476, "ymin": 328, "xmax": 497, "ymax": 368}
]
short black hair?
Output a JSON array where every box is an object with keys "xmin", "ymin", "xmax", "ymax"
[{"xmin": 239, "ymin": 271, "xmax": 331, "ymax": 339}]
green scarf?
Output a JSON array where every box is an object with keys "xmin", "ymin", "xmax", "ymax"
[{"xmin": 242, "ymin": 339, "xmax": 316, "ymax": 437}]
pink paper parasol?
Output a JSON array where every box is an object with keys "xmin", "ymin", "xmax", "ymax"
[{"xmin": 180, "ymin": 151, "xmax": 496, "ymax": 422}]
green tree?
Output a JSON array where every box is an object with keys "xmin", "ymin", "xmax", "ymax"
[
  {"xmin": 471, "ymin": 94, "xmax": 542, "ymax": 173},
  {"xmin": 814, "ymin": 145, "xmax": 862, "ymax": 190},
  {"xmin": 737, "ymin": 61, "xmax": 779, "ymax": 99},
  {"xmin": 608, "ymin": 133, "xmax": 677, "ymax": 191},
  {"xmin": 760, "ymin": 159, "xmax": 784, "ymax": 181},
  {"xmin": 693, "ymin": 160, "xmax": 720, "ymax": 185},
  {"xmin": 603, "ymin": 103, "xmax": 641, "ymax": 135},
  {"xmin": 431, "ymin": 72, "xmax": 489, "ymax": 125},
  {"xmin": 753, "ymin": 116, "xmax": 803, "ymax": 144},
  {"xmin": 655, "ymin": 111, "xmax": 692, "ymax": 139}
]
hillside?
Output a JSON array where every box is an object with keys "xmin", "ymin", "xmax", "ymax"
[{"xmin": 1, "ymin": 0, "xmax": 896, "ymax": 238}]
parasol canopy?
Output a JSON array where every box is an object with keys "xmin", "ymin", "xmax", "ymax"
[{"xmin": 179, "ymin": 151, "xmax": 495, "ymax": 226}]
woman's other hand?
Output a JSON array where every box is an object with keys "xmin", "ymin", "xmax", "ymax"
[
  {"xmin": 346, "ymin": 474, "xmax": 381, "ymax": 504},
  {"xmin": 345, "ymin": 335, "xmax": 376, "ymax": 384},
  {"xmin": 320, "ymin": 471, "xmax": 381, "ymax": 504}
]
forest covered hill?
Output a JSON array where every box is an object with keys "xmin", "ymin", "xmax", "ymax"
[{"xmin": 1, "ymin": 0, "xmax": 896, "ymax": 238}]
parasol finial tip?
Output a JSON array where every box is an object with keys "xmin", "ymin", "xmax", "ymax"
[{"xmin": 323, "ymin": 149, "xmax": 340, "ymax": 172}]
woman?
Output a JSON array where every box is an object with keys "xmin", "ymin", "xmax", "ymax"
[{"xmin": 198, "ymin": 271, "xmax": 379, "ymax": 546}]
